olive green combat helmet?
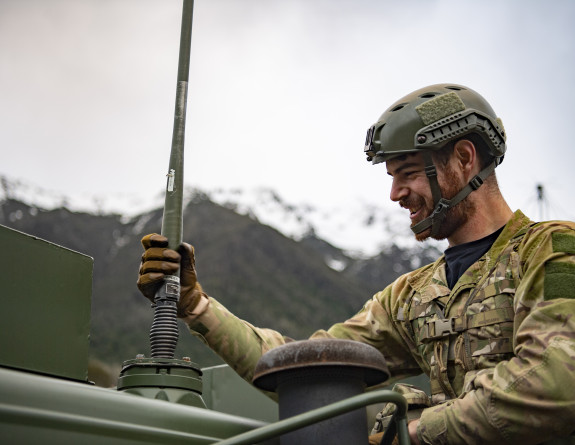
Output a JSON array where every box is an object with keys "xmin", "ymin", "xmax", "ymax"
[{"xmin": 364, "ymin": 84, "xmax": 506, "ymax": 238}]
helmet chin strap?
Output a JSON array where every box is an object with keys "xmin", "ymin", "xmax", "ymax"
[{"xmin": 410, "ymin": 152, "xmax": 497, "ymax": 238}]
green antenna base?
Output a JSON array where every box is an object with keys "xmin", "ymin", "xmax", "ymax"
[{"xmin": 117, "ymin": 356, "xmax": 206, "ymax": 408}]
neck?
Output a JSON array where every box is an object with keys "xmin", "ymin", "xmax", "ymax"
[{"xmin": 446, "ymin": 191, "xmax": 513, "ymax": 247}]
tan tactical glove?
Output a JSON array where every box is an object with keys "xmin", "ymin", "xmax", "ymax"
[
  {"xmin": 368, "ymin": 432, "xmax": 399, "ymax": 445},
  {"xmin": 137, "ymin": 233, "xmax": 206, "ymax": 318}
]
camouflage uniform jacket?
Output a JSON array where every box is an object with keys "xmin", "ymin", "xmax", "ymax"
[{"xmin": 188, "ymin": 210, "xmax": 575, "ymax": 444}]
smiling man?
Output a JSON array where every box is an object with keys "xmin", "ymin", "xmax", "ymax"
[{"xmin": 138, "ymin": 84, "xmax": 575, "ymax": 444}]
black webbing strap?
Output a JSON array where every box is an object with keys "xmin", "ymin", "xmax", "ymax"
[{"xmin": 410, "ymin": 160, "xmax": 497, "ymax": 236}]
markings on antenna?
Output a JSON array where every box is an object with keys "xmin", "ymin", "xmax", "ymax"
[{"xmin": 167, "ymin": 169, "xmax": 175, "ymax": 192}]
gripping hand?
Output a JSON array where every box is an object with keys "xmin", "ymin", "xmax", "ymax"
[{"xmin": 137, "ymin": 233, "xmax": 205, "ymax": 318}]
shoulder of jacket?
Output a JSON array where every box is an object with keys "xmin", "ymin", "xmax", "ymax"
[{"xmin": 517, "ymin": 220, "xmax": 575, "ymax": 258}]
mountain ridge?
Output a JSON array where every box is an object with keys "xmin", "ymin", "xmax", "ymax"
[
  {"xmin": 0, "ymin": 174, "xmax": 446, "ymax": 260},
  {"xmin": 0, "ymin": 174, "xmax": 442, "ymax": 373}
]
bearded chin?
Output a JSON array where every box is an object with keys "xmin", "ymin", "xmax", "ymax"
[
  {"xmin": 403, "ymin": 196, "xmax": 434, "ymax": 242},
  {"xmin": 410, "ymin": 196, "xmax": 475, "ymax": 242},
  {"xmin": 424, "ymin": 199, "xmax": 475, "ymax": 242},
  {"xmin": 404, "ymin": 164, "xmax": 476, "ymax": 242},
  {"xmin": 414, "ymin": 226, "xmax": 432, "ymax": 242}
]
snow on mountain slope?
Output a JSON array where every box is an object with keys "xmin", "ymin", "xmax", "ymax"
[
  {"xmin": 204, "ymin": 186, "xmax": 440, "ymax": 257},
  {"xmin": 1, "ymin": 175, "xmax": 444, "ymax": 258}
]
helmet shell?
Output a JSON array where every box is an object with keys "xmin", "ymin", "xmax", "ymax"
[{"xmin": 364, "ymin": 84, "xmax": 506, "ymax": 164}]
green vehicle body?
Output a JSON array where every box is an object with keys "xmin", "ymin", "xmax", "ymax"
[
  {"xmin": 0, "ymin": 224, "xmax": 272, "ymax": 444},
  {"xmin": 0, "ymin": 223, "xmax": 409, "ymax": 444}
]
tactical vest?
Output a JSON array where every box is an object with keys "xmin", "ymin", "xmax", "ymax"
[{"xmin": 400, "ymin": 229, "xmax": 523, "ymax": 405}]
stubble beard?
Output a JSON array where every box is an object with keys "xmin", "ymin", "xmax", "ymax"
[{"xmin": 402, "ymin": 166, "xmax": 476, "ymax": 242}]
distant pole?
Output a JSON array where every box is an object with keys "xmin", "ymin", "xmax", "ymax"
[{"xmin": 536, "ymin": 184, "xmax": 545, "ymax": 221}]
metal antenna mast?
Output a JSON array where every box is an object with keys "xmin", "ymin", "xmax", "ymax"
[
  {"xmin": 118, "ymin": 1, "xmax": 206, "ymax": 407},
  {"xmin": 150, "ymin": 0, "xmax": 194, "ymax": 359}
]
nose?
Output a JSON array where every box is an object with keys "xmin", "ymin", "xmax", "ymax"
[{"xmin": 389, "ymin": 178, "xmax": 408, "ymax": 202}]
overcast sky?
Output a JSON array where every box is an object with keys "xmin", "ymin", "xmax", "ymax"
[{"xmin": 2, "ymin": 0, "xmax": 575, "ymax": 222}]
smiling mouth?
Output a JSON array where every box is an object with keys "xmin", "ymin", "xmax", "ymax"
[
  {"xmin": 400, "ymin": 199, "xmax": 425, "ymax": 221},
  {"xmin": 409, "ymin": 208, "xmax": 420, "ymax": 220}
]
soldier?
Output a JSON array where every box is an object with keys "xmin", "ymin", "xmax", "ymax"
[{"xmin": 138, "ymin": 84, "xmax": 575, "ymax": 444}]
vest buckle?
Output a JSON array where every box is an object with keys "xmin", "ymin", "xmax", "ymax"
[{"xmin": 429, "ymin": 318, "xmax": 456, "ymax": 339}]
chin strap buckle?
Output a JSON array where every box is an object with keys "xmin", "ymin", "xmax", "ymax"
[{"xmin": 469, "ymin": 175, "xmax": 484, "ymax": 191}]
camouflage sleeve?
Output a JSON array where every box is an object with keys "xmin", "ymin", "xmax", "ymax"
[
  {"xmin": 314, "ymin": 275, "xmax": 423, "ymax": 382},
  {"xmin": 418, "ymin": 222, "xmax": 575, "ymax": 444},
  {"xmin": 186, "ymin": 297, "xmax": 292, "ymax": 382},
  {"xmin": 187, "ymin": 273, "xmax": 421, "ymax": 386}
]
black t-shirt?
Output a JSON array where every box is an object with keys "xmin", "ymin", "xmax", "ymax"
[{"xmin": 444, "ymin": 226, "xmax": 505, "ymax": 289}]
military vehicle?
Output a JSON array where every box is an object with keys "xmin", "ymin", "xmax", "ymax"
[
  {"xmin": 0, "ymin": 222, "xmax": 409, "ymax": 444},
  {"xmin": 0, "ymin": 1, "xmax": 409, "ymax": 443}
]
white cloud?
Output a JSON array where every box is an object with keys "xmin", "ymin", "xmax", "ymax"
[{"xmin": 1, "ymin": 0, "xmax": 574, "ymax": 221}]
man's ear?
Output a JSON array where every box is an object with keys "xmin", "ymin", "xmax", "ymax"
[{"xmin": 453, "ymin": 139, "xmax": 478, "ymax": 179}]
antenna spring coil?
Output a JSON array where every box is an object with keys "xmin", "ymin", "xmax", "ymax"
[{"xmin": 150, "ymin": 276, "xmax": 180, "ymax": 358}]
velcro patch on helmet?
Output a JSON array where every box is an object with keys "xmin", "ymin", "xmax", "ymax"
[{"xmin": 415, "ymin": 92, "xmax": 466, "ymax": 125}]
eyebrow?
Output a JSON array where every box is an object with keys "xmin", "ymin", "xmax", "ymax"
[{"xmin": 387, "ymin": 161, "xmax": 422, "ymax": 177}]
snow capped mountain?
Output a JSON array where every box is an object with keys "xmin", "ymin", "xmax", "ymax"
[
  {"xmin": 203, "ymin": 186, "xmax": 446, "ymax": 257},
  {"xmin": 0, "ymin": 175, "xmax": 164, "ymax": 219},
  {"xmin": 0, "ymin": 175, "xmax": 445, "ymax": 258}
]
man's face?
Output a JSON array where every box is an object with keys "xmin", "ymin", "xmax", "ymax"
[{"xmin": 386, "ymin": 152, "xmax": 474, "ymax": 242}]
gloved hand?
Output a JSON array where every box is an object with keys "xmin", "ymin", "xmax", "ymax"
[
  {"xmin": 137, "ymin": 233, "xmax": 206, "ymax": 318},
  {"xmin": 368, "ymin": 432, "xmax": 399, "ymax": 445}
]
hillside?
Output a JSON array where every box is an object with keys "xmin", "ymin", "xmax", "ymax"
[{"xmin": 0, "ymin": 190, "xmax": 440, "ymax": 375}]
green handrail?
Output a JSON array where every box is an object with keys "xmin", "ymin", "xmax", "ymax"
[{"xmin": 216, "ymin": 389, "xmax": 410, "ymax": 445}]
